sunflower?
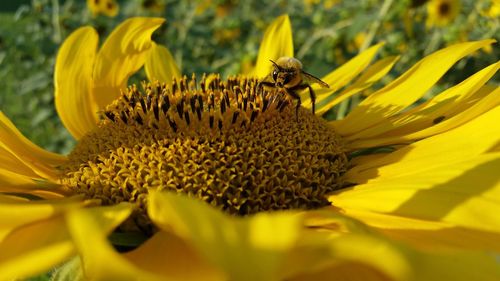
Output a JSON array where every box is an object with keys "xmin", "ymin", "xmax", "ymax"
[
  {"xmin": 86, "ymin": 0, "xmax": 119, "ymax": 17},
  {"xmin": 483, "ymin": 0, "xmax": 500, "ymax": 18},
  {"xmin": 425, "ymin": 0, "xmax": 461, "ymax": 28},
  {"xmin": 1, "ymin": 16, "xmax": 500, "ymax": 281}
]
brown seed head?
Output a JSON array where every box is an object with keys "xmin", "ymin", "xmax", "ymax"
[{"xmin": 60, "ymin": 75, "xmax": 348, "ymax": 232}]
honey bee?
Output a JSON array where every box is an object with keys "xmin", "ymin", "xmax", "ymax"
[{"xmin": 258, "ymin": 57, "xmax": 329, "ymax": 120}]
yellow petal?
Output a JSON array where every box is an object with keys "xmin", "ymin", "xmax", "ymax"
[
  {"xmin": 148, "ymin": 191, "xmax": 304, "ymax": 281},
  {"xmin": 447, "ymin": 84, "xmax": 497, "ymax": 115},
  {"xmin": 149, "ymin": 192, "xmax": 500, "ymax": 280},
  {"xmin": 344, "ymin": 61, "xmax": 500, "ymax": 143},
  {"xmin": 303, "ymin": 209, "xmax": 500, "ymax": 280},
  {"xmin": 0, "ymin": 146, "xmax": 40, "ymax": 178},
  {"xmin": 304, "ymin": 43, "xmax": 385, "ymax": 103},
  {"xmin": 124, "ymin": 231, "xmax": 225, "ymax": 281},
  {"xmin": 92, "ymin": 17, "xmax": 165, "ymax": 110},
  {"xmin": 409, "ymin": 251, "xmax": 500, "ymax": 281},
  {"xmin": 0, "ymin": 216, "xmax": 75, "ymax": 280},
  {"xmin": 284, "ymin": 214, "xmax": 410, "ymax": 280},
  {"xmin": 0, "ymin": 112, "xmax": 67, "ymax": 180},
  {"xmin": 334, "ymin": 40, "xmax": 495, "ymax": 136},
  {"xmin": 67, "ymin": 203, "xmax": 133, "ymax": 238},
  {"xmin": 390, "ymin": 62, "xmax": 499, "ymax": 133},
  {"xmin": 0, "ymin": 167, "xmax": 63, "ymax": 197},
  {"xmin": 250, "ymin": 15, "xmax": 294, "ymax": 78},
  {"xmin": 54, "ymin": 26, "xmax": 100, "ymax": 140},
  {"xmin": 347, "ymin": 104, "xmax": 500, "ymax": 177},
  {"xmin": 313, "ymin": 55, "xmax": 399, "ymax": 115},
  {"xmin": 65, "ymin": 204, "xmax": 164, "ymax": 281},
  {"xmin": 302, "ymin": 234, "xmax": 411, "ymax": 281},
  {"xmin": 333, "ymin": 153, "xmax": 500, "ymax": 234},
  {"xmin": 145, "ymin": 42, "xmax": 181, "ymax": 84},
  {"xmin": 349, "ymin": 84, "xmax": 500, "ymax": 149},
  {"xmin": 347, "ymin": 112, "xmax": 500, "ymax": 182},
  {"xmin": 340, "ymin": 208, "xmax": 500, "ymax": 252},
  {"xmin": 0, "ymin": 195, "xmax": 84, "ymax": 240},
  {"xmin": 290, "ymin": 261, "xmax": 394, "ymax": 281},
  {"xmin": 291, "ymin": 234, "xmax": 500, "ymax": 281}
]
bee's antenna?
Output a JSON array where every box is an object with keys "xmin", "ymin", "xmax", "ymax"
[{"xmin": 269, "ymin": 60, "xmax": 281, "ymax": 70}]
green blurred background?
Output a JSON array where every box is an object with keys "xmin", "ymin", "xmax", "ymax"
[{"xmin": 0, "ymin": 0, "xmax": 498, "ymax": 155}]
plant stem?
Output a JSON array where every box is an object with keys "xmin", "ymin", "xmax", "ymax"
[
  {"xmin": 337, "ymin": 0, "xmax": 394, "ymax": 119},
  {"xmin": 51, "ymin": 0, "xmax": 62, "ymax": 43}
]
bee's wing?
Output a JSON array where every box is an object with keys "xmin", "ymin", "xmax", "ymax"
[{"xmin": 301, "ymin": 71, "xmax": 329, "ymax": 88}]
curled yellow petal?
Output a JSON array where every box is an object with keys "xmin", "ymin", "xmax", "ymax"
[
  {"xmin": 339, "ymin": 208, "xmax": 500, "ymax": 252},
  {"xmin": 55, "ymin": 26, "xmax": 99, "ymax": 140},
  {"xmin": 145, "ymin": 42, "xmax": 182, "ymax": 84},
  {"xmin": 92, "ymin": 17, "xmax": 165, "ymax": 110},
  {"xmin": 65, "ymin": 204, "xmax": 165, "ymax": 281},
  {"xmin": 250, "ymin": 15, "xmax": 294, "ymax": 78},
  {"xmin": 291, "ymin": 233, "xmax": 500, "ymax": 281},
  {"xmin": 124, "ymin": 231, "xmax": 225, "ymax": 281},
  {"xmin": 148, "ymin": 191, "xmax": 304, "ymax": 281},
  {"xmin": 318, "ymin": 234, "xmax": 411, "ymax": 281},
  {"xmin": 290, "ymin": 261, "xmax": 394, "ymax": 281},
  {"xmin": 302, "ymin": 209, "xmax": 500, "ymax": 280},
  {"xmin": 0, "ymin": 112, "xmax": 67, "ymax": 180}
]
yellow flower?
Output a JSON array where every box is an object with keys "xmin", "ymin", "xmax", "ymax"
[
  {"xmin": 1, "ymin": 15, "xmax": 500, "ymax": 281},
  {"xmin": 483, "ymin": 0, "xmax": 500, "ymax": 18},
  {"xmin": 86, "ymin": 0, "xmax": 119, "ymax": 17},
  {"xmin": 426, "ymin": 0, "xmax": 461, "ymax": 28}
]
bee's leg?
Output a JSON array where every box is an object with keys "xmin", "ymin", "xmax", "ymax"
[
  {"xmin": 285, "ymin": 89, "xmax": 301, "ymax": 121},
  {"xmin": 306, "ymin": 85, "xmax": 316, "ymax": 115},
  {"xmin": 257, "ymin": 81, "xmax": 275, "ymax": 94},
  {"xmin": 289, "ymin": 83, "xmax": 316, "ymax": 118}
]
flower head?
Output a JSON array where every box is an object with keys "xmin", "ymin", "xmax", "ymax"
[
  {"xmin": 483, "ymin": 0, "xmax": 500, "ymax": 18},
  {"xmin": 1, "ymin": 15, "xmax": 500, "ymax": 281},
  {"xmin": 426, "ymin": 0, "xmax": 461, "ymax": 28},
  {"xmin": 86, "ymin": 0, "xmax": 119, "ymax": 17}
]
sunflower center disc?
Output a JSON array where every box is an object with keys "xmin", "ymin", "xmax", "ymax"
[
  {"xmin": 60, "ymin": 76, "xmax": 348, "ymax": 232},
  {"xmin": 438, "ymin": 2, "xmax": 451, "ymax": 15}
]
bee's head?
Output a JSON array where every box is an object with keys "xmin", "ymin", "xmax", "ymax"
[{"xmin": 270, "ymin": 59, "xmax": 300, "ymax": 88}]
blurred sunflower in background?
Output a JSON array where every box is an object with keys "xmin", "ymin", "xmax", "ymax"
[
  {"xmin": 1, "ymin": 14, "xmax": 499, "ymax": 281},
  {"xmin": 484, "ymin": 0, "xmax": 500, "ymax": 17},
  {"xmin": 86, "ymin": 0, "xmax": 119, "ymax": 17},
  {"xmin": 425, "ymin": 0, "xmax": 461, "ymax": 27}
]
